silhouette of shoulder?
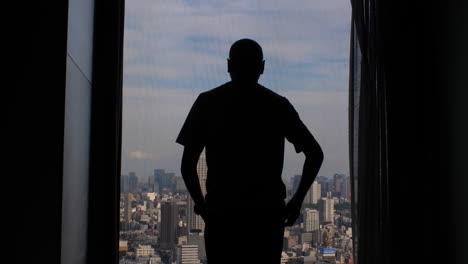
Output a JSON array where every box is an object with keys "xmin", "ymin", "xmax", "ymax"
[{"xmin": 198, "ymin": 81, "xmax": 288, "ymax": 108}]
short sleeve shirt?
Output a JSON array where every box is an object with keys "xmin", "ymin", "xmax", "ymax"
[{"xmin": 176, "ymin": 82, "xmax": 316, "ymax": 208}]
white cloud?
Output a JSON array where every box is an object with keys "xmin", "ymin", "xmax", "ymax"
[
  {"xmin": 121, "ymin": 0, "xmax": 351, "ymax": 179},
  {"xmin": 123, "ymin": 0, "xmax": 351, "ymax": 87},
  {"xmin": 129, "ymin": 150, "xmax": 155, "ymax": 160}
]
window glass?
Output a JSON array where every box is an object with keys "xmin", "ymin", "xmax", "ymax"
[{"xmin": 120, "ymin": 1, "xmax": 351, "ymax": 263}]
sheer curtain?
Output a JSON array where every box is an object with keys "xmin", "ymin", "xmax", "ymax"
[{"xmin": 349, "ymin": 1, "xmax": 389, "ymax": 263}]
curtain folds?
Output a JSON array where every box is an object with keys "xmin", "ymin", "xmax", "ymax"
[{"xmin": 349, "ymin": 0, "xmax": 389, "ymax": 263}]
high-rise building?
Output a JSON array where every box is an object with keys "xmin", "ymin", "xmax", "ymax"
[
  {"xmin": 162, "ymin": 172, "xmax": 175, "ymax": 191},
  {"xmin": 316, "ymin": 176, "xmax": 329, "ymax": 197},
  {"xmin": 291, "ymin": 175, "xmax": 302, "ymax": 193},
  {"xmin": 177, "ymin": 244, "xmax": 201, "ymax": 264},
  {"xmin": 197, "ymin": 154, "xmax": 207, "ymax": 195},
  {"xmin": 160, "ymin": 201, "xmax": 179, "ymax": 249},
  {"xmin": 311, "ymin": 181, "xmax": 321, "ymax": 204},
  {"xmin": 187, "ymin": 197, "xmax": 205, "ymax": 232},
  {"xmin": 128, "ymin": 172, "xmax": 138, "ymax": 193},
  {"xmin": 303, "ymin": 180, "xmax": 321, "ymax": 204},
  {"xmin": 187, "ymin": 154, "xmax": 208, "ymax": 232},
  {"xmin": 318, "ymin": 197, "xmax": 334, "ymax": 224},
  {"xmin": 341, "ymin": 176, "xmax": 351, "ymax": 200},
  {"xmin": 124, "ymin": 192, "xmax": 133, "ymax": 222},
  {"xmin": 175, "ymin": 176, "xmax": 187, "ymax": 194},
  {"xmin": 153, "ymin": 169, "xmax": 176, "ymax": 192},
  {"xmin": 121, "ymin": 175, "xmax": 129, "ymax": 193},
  {"xmin": 304, "ymin": 209, "xmax": 320, "ymax": 232},
  {"xmin": 148, "ymin": 174, "xmax": 159, "ymax": 193},
  {"xmin": 333, "ymin": 173, "xmax": 346, "ymax": 197}
]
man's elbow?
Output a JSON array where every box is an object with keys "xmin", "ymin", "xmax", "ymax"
[{"xmin": 304, "ymin": 143, "xmax": 324, "ymax": 163}]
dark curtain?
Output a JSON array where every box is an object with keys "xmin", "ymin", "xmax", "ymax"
[
  {"xmin": 349, "ymin": 1, "xmax": 468, "ymax": 264},
  {"xmin": 87, "ymin": 0, "xmax": 125, "ymax": 263},
  {"xmin": 349, "ymin": 1, "xmax": 389, "ymax": 263}
]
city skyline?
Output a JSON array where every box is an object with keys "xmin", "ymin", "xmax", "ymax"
[{"xmin": 119, "ymin": 169, "xmax": 353, "ymax": 264}]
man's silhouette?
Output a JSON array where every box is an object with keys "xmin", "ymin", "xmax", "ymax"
[{"xmin": 177, "ymin": 39, "xmax": 324, "ymax": 264}]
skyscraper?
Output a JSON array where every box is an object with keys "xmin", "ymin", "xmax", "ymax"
[
  {"xmin": 196, "ymin": 154, "xmax": 207, "ymax": 195},
  {"xmin": 124, "ymin": 192, "xmax": 133, "ymax": 222},
  {"xmin": 187, "ymin": 154, "xmax": 208, "ymax": 232},
  {"xmin": 311, "ymin": 181, "xmax": 321, "ymax": 204},
  {"xmin": 148, "ymin": 173, "xmax": 159, "ymax": 193},
  {"xmin": 128, "ymin": 172, "xmax": 138, "ymax": 193},
  {"xmin": 304, "ymin": 180, "xmax": 321, "ymax": 204},
  {"xmin": 187, "ymin": 197, "xmax": 205, "ymax": 232},
  {"xmin": 341, "ymin": 176, "xmax": 351, "ymax": 200},
  {"xmin": 161, "ymin": 201, "xmax": 179, "ymax": 249},
  {"xmin": 333, "ymin": 173, "xmax": 346, "ymax": 197},
  {"xmin": 318, "ymin": 197, "xmax": 334, "ymax": 224},
  {"xmin": 291, "ymin": 175, "xmax": 302, "ymax": 193},
  {"xmin": 175, "ymin": 176, "xmax": 187, "ymax": 194},
  {"xmin": 304, "ymin": 209, "xmax": 320, "ymax": 232},
  {"xmin": 121, "ymin": 174, "xmax": 129, "ymax": 193},
  {"xmin": 153, "ymin": 169, "xmax": 177, "ymax": 192},
  {"xmin": 316, "ymin": 176, "xmax": 329, "ymax": 197}
]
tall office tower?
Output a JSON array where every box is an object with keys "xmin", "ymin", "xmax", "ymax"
[
  {"xmin": 318, "ymin": 197, "xmax": 335, "ymax": 224},
  {"xmin": 197, "ymin": 154, "xmax": 208, "ymax": 195},
  {"xmin": 188, "ymin": 232, "xmax": 206, "ymax": 261},
  {"xmin": 124, "ymin": 193, "xmax": 133, "ymax": 222},
  {"xmin": 154, "ymin": 169, "xmax": 176, "ymax": 192},
  {"xmin": 187, "ymin": 154, "xmax": 208, "ymax": 232},
  {"xmin": 311, "ymin": 181, "xmax": 321, "ymax": 204},
  {"xmin": 153, "ymin": 169, "xmax": 165, "ymax": 192},
  {"xmin": 175, "ymin": 176, "xmax": 187, "ymax": 194},
  {"xmin": 341, "ymin": 176, "xmax": 351, "ymax": 200},
  {"xmin": 315, "ymin": 176, "xmax": 329, "ymax": 197},
  {"xmin": 148, "ymin": 174, "xmax": 160, "ymax": 193},
  {"xmin": 161, "ymin": 201, "xmax": 180, "ymax": 249},
  {"xmin": 163, "ymin": 172, "xmax": 176, "ymax": 192},
  {"xmin": 333, "ymin": 173, "xmax": 346, "ymax": 197},
  {"xmin": 121, "ymin": 175, "xmax": 129, "ymax": 193},
  {"xmin": 187, "ymin": 197, "xmax": 205, "ymax": 232},
  {"xmin": 128, "ymin": 172, "xmax": 138, "ymax": 193},
  {"xmin": 304, "ymin": 209, "xmax": 320, "ymax": 232},
  {"xmin": 177, "ymin": 244, "xmax": 201, "ymax": 264},
  {"xmin": 291, "ymin": 175, "xmax": 302, "ymax": 193},
  {"xmin": 304, "ymin": 188, "xmax": 313, "ymax": 204}
]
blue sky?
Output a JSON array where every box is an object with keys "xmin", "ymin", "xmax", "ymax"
[{"xmin": 122, "ymin": 0, "xmax": 351, "ymax": 183}]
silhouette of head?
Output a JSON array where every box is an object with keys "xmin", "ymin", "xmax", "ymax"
[{"xmin": 228, "ymin": 39, "xmax": 265, "ymax": 84}]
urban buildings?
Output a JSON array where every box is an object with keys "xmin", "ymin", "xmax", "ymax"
[{"xmin": 119, "ymin": 171, "xmax": 352, "ymax": 264}]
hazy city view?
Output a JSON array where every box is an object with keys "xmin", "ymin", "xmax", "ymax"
[{"xmin": 120, "ymin": 1, "xmax": 351, "ymax": 264}]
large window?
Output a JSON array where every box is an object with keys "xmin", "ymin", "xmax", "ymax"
[{"xmin": 119, "ymin": 1, "xmax": 351, "ymax": 263}]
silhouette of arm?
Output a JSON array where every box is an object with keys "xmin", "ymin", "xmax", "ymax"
[
  {"xmin": 285, "ymin": 140, "xmax": 323, "ymax": 226},
  {"xmin": 282, "ymin": 97, "xmax": 324, "ymax": 226},
  {"xmin": 292, "ymin": 140, "xmax": 324, "ymax": 204},
  {"xmin": 181, "ymin": 144, "xmax": 206, "ymax": 213},
  {"xmin": 176, "ymin": 94, "xmax": 208, "ymax": 217}
]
